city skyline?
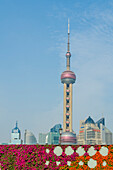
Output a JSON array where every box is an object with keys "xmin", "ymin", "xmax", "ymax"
[{"xmin": 1, "ymin": 0, "xmax": 113, "ymax": 143}]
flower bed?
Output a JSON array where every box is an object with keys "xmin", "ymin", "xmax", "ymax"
[{"xmin": 0, "ymin": 145, "xmax": 113, "ymax": 169}]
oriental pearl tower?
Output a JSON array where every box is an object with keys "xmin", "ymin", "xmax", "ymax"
[{"xmin": 60, "ymin": 20, "xmax": 76, "ymax": 145}]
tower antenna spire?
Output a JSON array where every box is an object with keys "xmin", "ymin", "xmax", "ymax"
[
  {"xmin": 66, "ymin": 19, "xmax": 71, "ymax": 70},
  {"xmin": 16, "ymin": 121, "xmax": 18, "ymax": 128},
  {"xmin": 68, "ymin": 18, "xmax": 70, "ymax": 52}
]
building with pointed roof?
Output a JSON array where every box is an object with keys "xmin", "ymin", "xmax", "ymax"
[
  {"xmin": 77, "ymin": 116, "xmax": 113, "ymax": 145},
  {"xmin": 9, "ymin": 121, "xmax": 22, "ymax": 144},
  {"xmin": 85, "ymin": 116, "xmax": 95, "ymax": 124}
]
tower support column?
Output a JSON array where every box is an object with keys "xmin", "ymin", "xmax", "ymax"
[
  {"xmin": 69, "ymin": 83, "xmax": 72, "ymax": 132},
  {"xmin": 67, "ymin": 57, "xmax": 70, "ymax": 70},
  {"xmin": 63, "ymin": 83, "xmax": 66, "ymax": 132}
]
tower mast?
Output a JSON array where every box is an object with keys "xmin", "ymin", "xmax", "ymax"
[
  {"xmin": 66, "ymin": 19, "xmax": 71, "ymax": 70},
  {"xmin": 68, "ymin": 18, "xmax": 70, "ymax": 52}
]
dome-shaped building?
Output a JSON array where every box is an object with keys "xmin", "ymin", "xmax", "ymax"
[{"xmin": 12, "ymin": 122, "xmax": 21, "ymax": 134}]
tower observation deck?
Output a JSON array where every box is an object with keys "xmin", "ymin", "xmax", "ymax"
[{"xmin": 60, "ymin": 20, "xmax": 76, "ymax": 145}]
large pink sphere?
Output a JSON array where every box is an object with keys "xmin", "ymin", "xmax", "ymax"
[{"xmin": 61, "ymin": 70, "xmax": 76, "ymax": 84}]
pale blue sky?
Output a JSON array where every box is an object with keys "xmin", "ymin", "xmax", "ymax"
[{"xmin": 0, "ymin": 0, "xmax": 113, "ymax": 143}]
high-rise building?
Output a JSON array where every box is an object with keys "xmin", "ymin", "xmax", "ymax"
[
  {"xmin": 39, "ymin": 132, "xmax": 60, "ymax": 145},
  {"xmin": 47, "ymin": 132, "xmax": 60, "ymax": 145},
  {"xmin": 77, "ymin": 116, "xmax": 113, "ymax": 145},
  {"xmin": 39, "ymin": 124, "xmax": 62, "ymax": 145},
  {"xmin": 24, "ymin": 130, "xmax": 37, "ymax": 144},
  {"xmin": 100, "ymin": 123, "xmax": 112, "ymax": 145},
  {"xmin": 9, "ymin": 121, "xmax": 22, "ymax": 144},
  {"xmin": 60, "ymin": 20, "xmax": 76, "ymax": 145},
  {"xmin": 77, "ymin": 116, "xmax": 102, "ymax": 145}
]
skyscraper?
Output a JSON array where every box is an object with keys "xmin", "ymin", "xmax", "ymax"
[
  {"xmin": 60, "ymin": 20, "xmax": 76, "ymax": 145},
  {"xmin": 77, "ymin": 116, "xmax": 102, "ymax": 145},
  {"xmin": 77, "ymin": 116, "xmax": 113, "ymax": 145}
]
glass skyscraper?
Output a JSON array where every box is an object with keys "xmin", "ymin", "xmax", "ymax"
[
  {"xmin": 50, "ymin": 124, "xmax": 62, "ymax": 133},
  {"xmin": 39, "ymin": 124, "xmax": 62, "ymax": 145}
]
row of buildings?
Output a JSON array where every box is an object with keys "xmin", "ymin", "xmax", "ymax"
[
  {"xmin": 1, "ymin": 116, "xmax": 112, "ymax": 145},
  {"xmin": 1, "ymin": 121, "xmax": 37, "ymax": 145},
  {"xmin": 1, "ymin": 21, "xmax": 113, "ymax": 146},
  {"xmin": 39, "ymin": 116, "xmax": 113, "ymax": 145}
]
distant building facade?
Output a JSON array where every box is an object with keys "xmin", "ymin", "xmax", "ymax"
[
  {"xmin": 38, "ymin": 133, "xmax": 46, "ymax": 145},
  {"xmin": 9, "ymin": 121, "xmax": 22, "ymax": 144},
  {"xmin": 96, "ymin": 118, "xmax": 112, "ymax": 145},
  {"xmin": 47, "ymin": 132, "xmax": 60, "ymax": 145},
  {"xmin": 39, "ymin": 132, "xmax": 60, "ymax": 145},
  {"xmin": 39, "ymin": 124, "xmax": 62, "ymax": 145},
  {"xmin": 24, "ymin": 130, "xmax": 37, "ymax": 144},
  {"xmin": 39, "ymin": 133, "xmax": 47, "ymax": 145},
  {"xmin": 77, "ymin": 116, "xmax": 113, "ymax": 145}
]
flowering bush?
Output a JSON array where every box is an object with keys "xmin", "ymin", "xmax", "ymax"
[
  {"xmin": 0, "ymin": 145, "xmax": 113, "ymax": 169},
  {"xmin": 60, "ymin": 145, "xmax": 113, "ymax": 170}
]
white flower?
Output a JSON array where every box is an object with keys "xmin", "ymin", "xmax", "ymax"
[
  {"xmin": 56, "ymin": 161, "xmax": 60, "ymax": 166},
  {"xmin": 67, "ymin": 161, "xmax": 71, "ymax": 166},
  {"xmin": 79, "ymin": 161, "xmax": 84, "ymax": 166},
  {"xmin": 45, "ymin": 161, "xmax": 49, "ymax": 165},
  {"xmin": 99, "ymin": 146, "xmax": 108, "ymax": 156},
  {"xmin": 54, "ymin": 146, "xmax": 63, "ymax": 156},
  {"xmin": 87, "ymin": 146, "xmax": 97, "ymax": 156},
  {"xmin": 102, "ymin": 161, "xmax": 107, "ymax": 166},
  {"xmin": 88, "ymin": 158, "xmax": 97, "ymax": 168},
  {"xmin": 76, "ymin": 146, "xmax": 85, "ymax": 156},
  {"xmin": 65, "ymin": 146, "xmax": 74, "ymax": 156},
  {"xmin": 46, "ymin": 149, "xmax": 50, "ymax": 153}
]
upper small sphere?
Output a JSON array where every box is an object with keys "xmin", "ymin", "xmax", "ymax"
[{"xmin": 66, "ymin": 51, "xmax": 71, "ymax": 57}]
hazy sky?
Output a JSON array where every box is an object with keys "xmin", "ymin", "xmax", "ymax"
[{"xmin": 0, "ymin": 0, "xmax": 113, "ymax": 143}]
